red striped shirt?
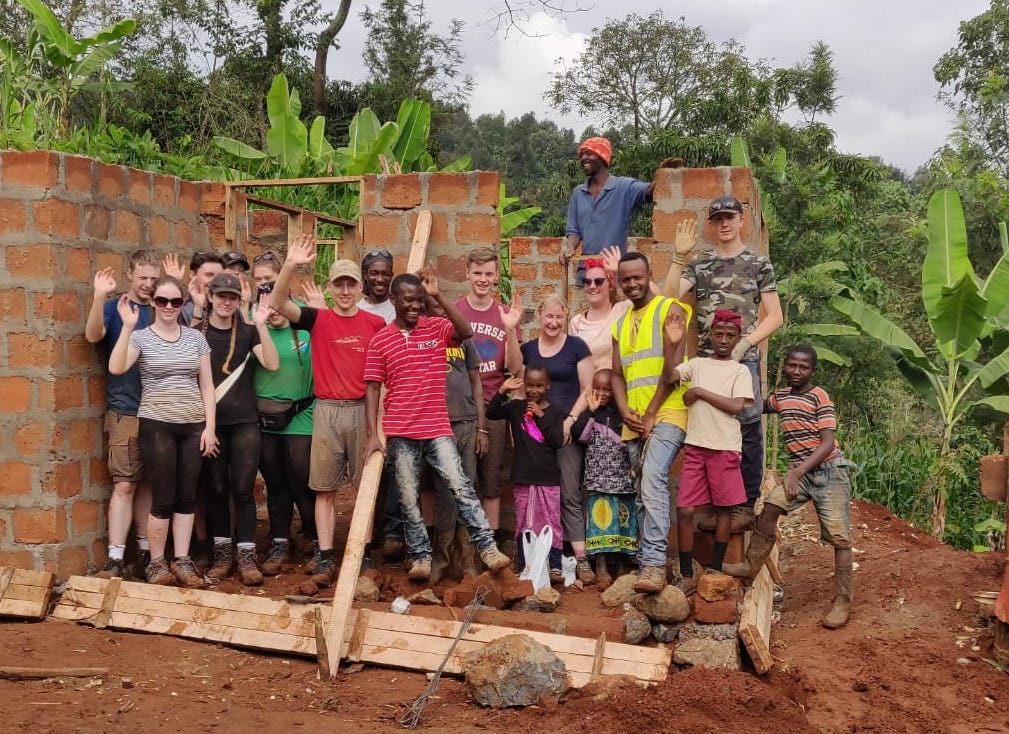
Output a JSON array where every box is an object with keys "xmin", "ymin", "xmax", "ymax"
[
  {"xmin": 364, "ymin": 316, "xmax": 458, "ymax": 439},
  {"xmin": 768, "ymin": 386, "xmax": 842, "ymax": 466}
]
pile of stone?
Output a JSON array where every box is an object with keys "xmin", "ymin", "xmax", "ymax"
[{"xmin": 441, "ymin": 568, "xmax": 562, "ymax": 613}]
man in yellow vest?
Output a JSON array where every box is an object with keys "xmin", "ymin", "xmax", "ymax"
[{"xmin": 610, "ymin": 252, "xmax": 692, "ymax": 593}]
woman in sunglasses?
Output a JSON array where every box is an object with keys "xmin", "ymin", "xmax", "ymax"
[
  {"xmin": 196, "ymin": 272, "xmax": 279, "ymax": 586},
  {"xmin": 108, "ymin": 276, "xmax": 219, "ymax": 587},
  {"xmin": 567, "ymin": 248, "xmax": 634, "ymax": 372}
]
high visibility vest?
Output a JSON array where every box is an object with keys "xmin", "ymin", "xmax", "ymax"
[{"xmin": 613, "ymin": 296, "xmax": 691, "ymax": 416}]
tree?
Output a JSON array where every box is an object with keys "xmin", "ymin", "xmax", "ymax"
[{"xmin": 313, "ymin": 0, "xmax": 352, "ymax": 114}]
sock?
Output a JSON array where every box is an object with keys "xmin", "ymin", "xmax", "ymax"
[
  {"xmin": 711, "ymin": 541, "xmax": 728, "ymax": 571},
  {"xmin": 237, "ymin": 542, "xmax": 255, "ymax": 552},
  {"xmin": 108, "ymin": 544, "xmax": 126, "ymax": 561},
  {"xmin": 135, "ymin": 537, "xmax": 150, "ymax": 551},
  {"xmin": 679, "ymin": 551, "xmax": 694, "ymax": 578},
  {"xmin": 213, "ymin": 537, "xmax": 230, "ymax": 547},
  {"xmin": 273, "ymin": 538, "xmax": 289, "ymax": 545}
]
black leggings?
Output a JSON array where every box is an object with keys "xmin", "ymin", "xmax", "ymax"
[
  {"xmin": 203, "ymin": 422, "xmax": 261, "ymax": 543},
  {"xmin": 260, "ymin": 432, "xmax": 316, "ymax": 540},
  {"xmin": 138, "ymin": 418, "xmax": 204, "ymax": 519}
]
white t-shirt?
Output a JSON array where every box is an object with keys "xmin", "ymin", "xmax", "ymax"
[
  {"xmin": 130, "ymin": 326, "xmax": 211, "ymax": 423},
  {"xmin": 357, "ymin": 298, "xmax": 395, "ymax": 325},
  {"xmin": 674, "ymin": 358, "xmax": 754, "ymax": 452}
]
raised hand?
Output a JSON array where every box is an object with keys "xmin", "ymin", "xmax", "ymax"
[
  {"xmin": 161, "ymin": 253, "xmax": 185, "ymax": 282},
  {"xmin": 93, "ymin": 267, "xmax": 118, "ymax": 297},
  {"xmin": 664, "ymin": 305, "xmax": 686, "ymax": 346},
  {"xmin": 117, "ymin": 294, "xmax": 139, "ymax": 328},
  {"xmin": 584, "ymin": 386, "xmax": 600, "ymax": 413},
  {"xmin": 500, "ymin": 374, "xmax": 524, "ymax": 395},
  {"xmin": 674, "ymin": 219, "xmax": 697, "ymax": 258},
  {"xmin": 286, "ymin": 233, "xmax": 317, "ymax": 267},
  {"xmin": 301, "ymin": 280, "xmax": 327, "ymax": 309},
  {"xmin": 239, "ymin": 276, "xmax": 253, "ymax": 323},
  {"xmin": 419, "ymin": 264, "xmax": 440, "ymax": 297},
  {"xmin": 251, "ymin": 292, "xmax": 270, "ymax": 327},
  {"xmin": 499, "ymin": 292, "xmax": 523, "ymax": 330},
  {"xmin": 188, "ymin": 278, "xmax": 206, "ymax": 310},
  {"xmin": 600, "ymin": 246, "xmax": 621, "ymax": 274}
]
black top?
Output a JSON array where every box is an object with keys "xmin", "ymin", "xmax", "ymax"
[
  {"xmin": 486, "ymin": 394, "xmax": 564, "ymax": 486},
  {"xmin": 201, "ymin": 321, "xmax": 260, "ymax": 426}
]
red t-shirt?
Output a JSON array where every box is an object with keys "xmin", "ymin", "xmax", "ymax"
[
  {"xmin": 364, "ymin": 316, "xmax": 459, "ymax": 439},
  {"xmin": 454, "ymin": 296, "xmax": 521, "ymax": 403},
  {"xmin": 294, "ymin": 306, "xmax": 385, "ymax": 400}
]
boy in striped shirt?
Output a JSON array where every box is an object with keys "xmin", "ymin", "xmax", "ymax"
[
  {"xmin": 723, "ymin": 345, "xmax": 854, "ymax": 629},
  {"xmin": 363, "ymin": 268, "xmax": 510, "ymax": 582}
]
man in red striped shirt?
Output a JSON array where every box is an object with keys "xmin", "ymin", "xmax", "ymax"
[{"xmin": 364, "ymin": 268, "xmax": 510, "ymax": 581}]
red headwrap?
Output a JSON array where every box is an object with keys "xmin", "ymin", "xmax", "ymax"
[
  {"xmin": 578, "ymin": 137, "xmax": 612, "ymax": 166},
  {"xmin": 583, "ymin": 258, "xmax": 615, "ymax": 287},
  {"xmin": 711, "ymin": 309, "xmax": 742, "ymax": 331}
]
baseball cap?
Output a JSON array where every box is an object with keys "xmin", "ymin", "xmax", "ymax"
[
  {"xmin": 222, "ymin": 250, "xmax": 250, "ymax": 271},
  {"xmin": 209, "ymin": 272, "xmax": 243, "ymax": 296},
  {"xmin": 328, "ymin": 259, "xmax": 362, "ymax": 283},
  {"xmin": 708, "ymin": 195, "xmax": 744, "ymax": 219}
]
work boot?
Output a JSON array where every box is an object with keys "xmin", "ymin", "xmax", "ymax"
[
  {"xmin": 430, "ymin": 530, "xmax": 453, "ymax": 585},
  {"xmin": 479, "ymin": 544, "xmax": 511, "ymax": 573},
  {"xmin": 730, "ymin": 505, "xmax": 756, "ymax": 532},
  {"xmin": 304, "ymin": 541, "xmax": 322, "ymax": 575},
  {"xmin": 96, "ymin": 558, "xmax": 124, "ymax": 580},
  {"xmin": 171, "ymin": 556, "xmax": 206, "ymax": 589},
  {"xmin": 455, "ymin": 525, "xmax": 478, "ymax": 578},
  {"xmin": 207, "ymin": 543, "xmax": 234, "ymax": 580},
  {"xmin": 823, "ymin": 565, "xmax": 853, "ymax": 629},
  {"xmin": 146, "ymin": 557, "xmax": 175, "ymax": 586},
  {"xmin": 575, "ymin": 556, "xmax": 597, "ymax": 584},
  {"xmin": 633, "ymin": 565, "xmax": 666, "ymax": 594},
  {"xmin": 383, "ymin": 537, "xmax": 406, "ymax": 563},
  {"xmin": 309, "ymin": 556, "xmax": 338, "ymax": 587},
  {"xmin": 722, "ymin": 529, "xmax": 777, "ymax": 581},
  {"xmin": 237, "ymin": 547, "xmax": 264, "ymax": 586},
  {"xmin": 408, "ymin": 558, "xmax": 432, "ymax": 581},
  {"xmin": 549, "ymin": 567, "xmax": 565, "ymax": 585},
  {"xmin": 133, "ymin": 549, "xmax": 151, "ymax": 581},
  {"xmin": 261, "ymin": 541, "xmax": 290, "ymax": 577}
]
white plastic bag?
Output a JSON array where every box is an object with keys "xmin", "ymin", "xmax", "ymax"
[{"xmin": 519, "ymin": 526, "xmax": 553, "ymax": 593}]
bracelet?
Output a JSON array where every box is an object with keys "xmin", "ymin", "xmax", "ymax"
[
  {"xmin": 477, "ymin": 428, "xmax": 489, "ymax": 434},
  {"xmin": 567, "ymin": 414, "xmax": 578, "ymax": 420}
]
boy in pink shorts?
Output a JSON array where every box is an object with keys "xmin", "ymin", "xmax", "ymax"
[{"xmin": 662, "ymin": 309, "xmax": 753, "ymax": 595}]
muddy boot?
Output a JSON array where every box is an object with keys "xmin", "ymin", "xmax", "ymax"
[
  {"xmin": 722, "ymin": 529, "xmax": 776, "ymax": 581},
  {"xmin": 261, "ymin": 540, "xmax": 290, "ymax": 577},
  {"xmin": 304, "ymin": 541, "xmax": 322, "ymax": 575},
  {"xmin": 455, "ymin": 525, "xmax": 478, "ymax": 578},
  {"xmin": 595, "ymin": 555, "xmax": 613, "ymax": 591},
  {"xmin": 575, "ymin": 556, "xmax": 596, "ymax": 584},
  {"xmin": 430, "ymin": 530, "xmax": 453, "ymax": 585},
  {"xmin": 633, "ymin": 565, "xmax": 666, "ymax": 594},
  {"xmin": 823, "ymin": 565, "xmax": 853, "ymax": 629},
  {"xmin": 170, "ymin": 556, "xmax": 206, "ymax": 589},
  {"xmin": 237, "ymin": 547, "xmax": 264, "ymax": 586},
  {"xmin": 479, "ymin": 545, "xmax": 511, "ymax": 573},
  {"xmin": 207, "ymin": 542, "xmax": 234, "ymax": 580},
  {"xmin": 146, "ymin": 557, "xmax": 175, "ymax": 586}
]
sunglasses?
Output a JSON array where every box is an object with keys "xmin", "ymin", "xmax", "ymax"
[
  {"xmin": 585, "ymin": 277, "xmax": 608, "ymax": 287},
  {"xmin": 364, "ymin": 248, "xmax": 393, "ymax": 260},
  {"xmin": 253, "ymin": 251, "xmax": 279, "ymax": 263},
  {"xmin": 153, "ymin": 296, "xmax": 185, "ymax": 309}
]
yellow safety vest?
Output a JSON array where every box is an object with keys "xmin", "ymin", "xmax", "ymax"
[{"xmin": 613, "ymin": 296, "xmax": 691, "ymax": 416}]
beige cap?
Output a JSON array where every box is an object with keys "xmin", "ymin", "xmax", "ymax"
[{"xmin": 328, "ymin": 259, "xmax": 362, "ymax": 283}]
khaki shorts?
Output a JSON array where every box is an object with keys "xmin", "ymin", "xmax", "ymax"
[
  {"xmin": 309, "ymin": 399, "xmax": 365, "ymax": 492},
  {"xmin": 104, "ymin": 412, "xmax": 143, "ymax": 483}
]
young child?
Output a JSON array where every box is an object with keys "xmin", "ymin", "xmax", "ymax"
[
  {"xmin": 723, "ymin": 345, "xmax": 854, "ymax": 628},
  {"xmin": 486, "ymin": 366, "xmax": 566, "ymax": 583},
  {"xmin": 570, "ymin": 368, "xmax": 636, "ymax": 590},
  {"xmin": 662, "ymin": 309, "xmax": 754, "ymax": 595}
]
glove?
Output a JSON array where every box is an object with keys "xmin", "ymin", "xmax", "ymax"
[{"xmin": 731, "ymin": 337, "xmax": 753, "ymax": 362}]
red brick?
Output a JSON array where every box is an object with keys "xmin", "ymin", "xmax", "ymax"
[
  {"xmin": 509, "ymin": 237, "xmax": 532, "ymax": 256},
  {"xmin": 13, "ymin": 507, "xmax": 66, "ymax": 544},
  {"xmin": 456, "ymin": 213, "xmax": 500, "ymax": 245},
  {"xmin": 426, "ymin": 173, "xmax": 469, "ymax": 207},
  {"xmin": 174, "ymin": 220, "xmax": 193, "ymax": 247},
  {"xmin": 652, "ymin": 209, "xmax": 699, "ymax": 243},
  {"xmin": 64, "ymin": 155, "xmax": 94, "ymax": 193},
  {"xmin": 254, "ymin": 209, "xmax": 286, "ymax": 236},
  {"xmin": 53, "ymin": 376, "xmax": 84, "ymax": 409},
  {"xmin": 532, "ymin": 237, "xmax": 563, "ymax": 257},
  {"xmin": 35, "ymin": 290, "xmax": 80, "ymax": 323},
  {"xmin": 49, "ymin": 460, "xmax": 82, "ymax": 499},
  {"xmin": 97, "ymin": 162, "xmax": 125, "ymax": 199},
  {"xmin": 475, "ymin": 172, "xmax": 500, "ymax": 207},
  {"xmin": 83, "ymin": 204, "xmax": 111, "ymax": 240},
  {"xmin": 153, "ymin": 174, "xmax": 176, "ymax": 207},
  {"xmin": 66, "ymin": 247, "xmax": 92, "ymax": 280},
  {"xmin": 89, "ymin": 457, "xmax": 111, "ymax": 486},
  {"xmin": 37, "ymin": 380, "xmax": 54, "ymax": 410},
  {"xmin": 6, "ymin": 243, "xmax": 58, "ymax": 278},
  {"xmin": 57, "ymin": 546, "xmax": 89, "ymax": 578},
  {"xmin": 71, "ymin": 500, "xmax": 102, "ymax": 534},
  {"xmin": 179, "ymin": 180, "xmax": 199, "ymax": 213},
  {"xmin": 729, "ymin": 167, "xmax": 754, "ymax": 206},
  {"xmin": 68, "ymin": 335, "xmax": 95, "ymax": 369},
  {"xmin": 33, "ymin": 198, "xmax": 80, "ymax": 237},
  {"xmin": 0, "ymin": 198, "xmax": 27, "ymax": 233},
  {"xmin": 70, "ymin": 419, "xmax": 99, "ymax": 453},
  {"xmin": 50, "ymin": 423, "xmax": 66, "ymax": 453},
  {"xmin": 361, "ymin": 214, "xmax": 404, "ymax": 247},
  {"xmin": 0, "ymin": 287, "xmax": 26, "ymax": 320},
  {"xmin": 697, "ymin": 573, "xmax": 742, "ymax": 602},
  {"xmin": 200, "ymin": 182, "xmax": 226, "ymax": 216},
  {"xmin": 694, "ymin": 596, "xmax": 740, "ymax": 624},
  {"xmin": 7, "ymin": 332, "xmax": 61, "ymax": 368},
  {"xmin": 115, "ymin": 210, "xmax": 139, "ymax": 244},
  {"xmin": 0, "ymin": 462, "xmax": 33, "ymax": 495},
  {"xmin": 542, "ymin": 262, "xmax": 564, "ymax": 281},
  {"xmin": 147, "ymin": 215, "xmax": 170, "ymax": 246},
  {"xmin": 0, "ymin": 551, "xmax": 34, "ymax": 569},
  {"xmin": 434, "ymin": 254, "xmax": 467, "ymax": 283},
  {"xmin": 653, "ymin": 168, "xmax": 679, "ymax": 203},
  {"xmin": 87, "ymin": 375, "xmax": 105, "ymax": 407},
  {"xmin": 681, "ymin": 168, "xmax": 725, "ymax": 201},
  {"xmin": 511, "ymin": 263, "xmax": 537, "ymax": 281},
  {"xmin": 14, "ymin": 421, "xmax": 46, "ymax": 455},
  {"xmin": 0, "ymin": 376, "xmax": 32, "ymax": 411},
  {"xmin": 95, "ymin": 251, "xmax": 122, "ymax": 273},
  {"xmin": 128, "ymin": 169, "xmax": 152, "ymax": 205},
  {"xmin": 2, "ymin": 150, "xmax": 58, "ymax": 187},
  {"xmin": 740, "ymin": 214, "xmax": 754, "ymax": 246},
  {"xmin": 409, "ymin": 211, "xmax": 449, "ymax": 245},
  {"xmin": 360, "ymin": 177, "xmax": 379, "ymax": 211},
  {"xmin": 381, "ymin": 175, "xmax": 422, "ymax": 209}
]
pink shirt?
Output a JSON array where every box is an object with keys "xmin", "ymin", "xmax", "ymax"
[{"xmin": 568, "ymin": 301, "xmax": 633, "ymax": 371}]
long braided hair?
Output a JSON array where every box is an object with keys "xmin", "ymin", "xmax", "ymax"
[{"xmin": 198, "ymin": 303, "xmax": 239, "ymax": 375}]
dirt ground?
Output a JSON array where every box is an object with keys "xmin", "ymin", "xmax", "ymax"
[{"xmin": 2, "ymin": 499, "xmax": 1008, "ymax": 734}]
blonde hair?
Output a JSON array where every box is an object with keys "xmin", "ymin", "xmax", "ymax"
[{"xmin": 537, "ymin": 292, "xmax": 568, "ymax": 315}]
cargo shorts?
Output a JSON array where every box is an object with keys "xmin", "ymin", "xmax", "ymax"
[
  {"xmin": 104, "ymin": 412, "xmax": 144, "ymax": 483},
  {"xmin": 765, "ymin": 460, "xmax": 853, "ymax": 549}
]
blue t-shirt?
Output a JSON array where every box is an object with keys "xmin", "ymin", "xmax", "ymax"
[
  {"xmin": 520, "ymin": 336, "xmax": 591, "ymax": 414},
  {"xmin": 565, "ymin": 175, "xmax": 651, "ymax": 280},
  {"xmin": 102, "ymin": 297, "xmax": 153, "ymax": 415}
]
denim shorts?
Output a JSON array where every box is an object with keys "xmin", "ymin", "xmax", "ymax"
[{"xmin": 765, "ymin": 462, "xmax": 852, "ymax": 549}]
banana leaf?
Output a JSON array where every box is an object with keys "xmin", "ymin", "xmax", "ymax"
[
  {"xmin": 958, "ymin": 395, "xmax": 1009, "ymax": 418},
  {"xmin": 930, "ymin": 272, "xmax": 988, "ymax": 356},
  {"xmin": 787, "ymin": 323, "xmax": 860, "ymax": 337},
  {"xmin": 922, "ymin": 189, "xmax": 971, "ymax": 324},
  {"xmin": 981, "ymin": 247, "xmax": 1009, "ymax": 319},
  {"xmin": 265, "ymin": 75, "xmax": 307, "ymax": 175},
  {"xmin": 832, "ymin": 296, "xmax": 935, "ymax": 373},
  {"xmin": 344, "ymin": 122, "xmax": 399, "ymax": 176},
  {"xmin": 889, "ymin": 348, "xmax": 942, "ymax": 412},
  {"xmin": 439, "ymin": 155, "xmax": 471, "ymax": 172},
  {"xmin": 17, "ymin": 0, "xmax": 81, "ymax": 65},
  {"xmin": 343, "ymin": 108, "xmax": 382, "ymax": 160},
  {"xmin": 966, "ymin": 344, "xmax": 1009, "ymax": 390},
  {"xmin": 213, "ymin": 136, "xmax": 268, "ymax": 161},
  {"xmin": 811, "ymin": 345, "xmax": 849, "ymax": 366},
  {"xmin": 391, "ymin": 100, "xmax": 430, "ymax": 170}
]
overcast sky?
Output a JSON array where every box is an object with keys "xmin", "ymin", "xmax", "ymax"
[{"xmin": 322, "ymin": 0, "xmax": 988, "ymax": 173}]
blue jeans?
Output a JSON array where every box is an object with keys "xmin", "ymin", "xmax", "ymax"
[
  {"xmin": 738, "ymin": 360, "xmax": 764, "ymax": 504},
  {"xmin": 626, "ymin": 422, "xmax": 687, "ymax": 568},
  {"xmin": 387, "ymin": 436, "xmax": 495, "ymax": 561}
]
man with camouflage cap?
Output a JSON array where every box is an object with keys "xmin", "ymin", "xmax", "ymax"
[{"xmin": 664, "ymin": 195, "xmax": 783, "ymax": 528}]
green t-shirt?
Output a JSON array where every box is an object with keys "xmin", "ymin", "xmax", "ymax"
[{"xmin": 253, "ymin": 324, "xmax": 315, "ymax": 435}]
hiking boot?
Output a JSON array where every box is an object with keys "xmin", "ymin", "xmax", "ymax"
[
  {"xmin": 309, "ymin": 557, "xmax": 338, "ymax": 587},
  {"xmin": 207, "ymin": 543, "xmax": 234, "ymax": 580},
  {"xmin": 261, "ymin": 541, "xmax": 290, "ymax": 577},
  {"xmin": 304, "ymin": 541, "xmax": 322, "ymax": 575},
  {"xmin": 134, "ymin": 550, "xmax": 151, "ymax": 580},
  {"xmin": 549, "ymin": 567, "xmax": 565, "ymax": 585},
  {"xmin": 171, "ymin": 556, "xmax": 206, "ymax": 589},
  {"xmin": 723, "ymin": 529, "xmax": 777, "ymax": 582},
  {"xmin": 823, "ymin": 565, "xmax": 853, "ymax": 629},
  {"xmin": 575, "ymin": 556, "xmax": 597, "ymax": 584},
  {"xmin": 191, "ymin": 539, "xmax": 212, "ymax": 572},
  {"xmin": 146, "ymin": 557, "xmax": 175, "ymax": 586},
  {"xmin": 455, "ymin": 525, "xmax": 478, "ymax": 578},
  {"xmin": 430, "ymin": 530, "xmax": 453, "ymax": 585},
  {"xmin": 383, "ymin": 537, "xmax": 406, "ymax": 562},
  {"xmin": 730, "ymin": 505, "xmax": 756, "ymax": 532},
  {"xmin": 237, "ymin": 547, "xmax": 264, "ymax": 586},
  {"xmin": 96, "ymin": 558, "xmax": 124, "ymax": 580},
  {"xmin": 408, "ymin": 558, "xmax": 432, "ymax": 581},
  {"xmin": 633, "ymin": 565, "xmax": 666, "ymax": 594},
  {"xmin": 479, "ymin": 545, "xmax": 511, "ymax": 573},
  {"xmin": 674, "ymin": 575, "xmax": 697, "ymax": 596}
]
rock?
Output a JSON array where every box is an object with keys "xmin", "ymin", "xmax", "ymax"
[
  {"xmin": 469, "ymin": 568, "xmax": 535, "ymax": 605},
  {"xmin": 673, "ymin": 637, "xmax": 740, "ymax": 670},
  {"xmin": 651, "ymin": 622, "xmax": 682, "ymax": 643},
  {"xmin": 443, "ymin": 583, "xmax": 504, "ymax": 610},
  {"xmin": 353, "ymin": 575, "xmax": 380, "ymax": 602},
  {"xmin": 600, "ymin": 573, "xmax": 640, "ymax": 607},
  {"xmin": 694, "ymin": 597, "xmax": 740, "ymax": 624},
  {"xmin": 632, "ymin": 585, "xmax": 690, "ymax": 623},
  {"xmin": 622, "ymin": 605, "xmax": 651, "ymax": 645},
  {"xmin": 520, "ymin": 586, "xmax": 561, "ymax": 613},
  {"xmin": 697, "ymin": 573, "xmax": 742, "ymax": 602},
  {"xmin": 298, "ymin": 579, "xmax": 319, "ymax": 596},
  {"xmin": 678, "ymin": 622, "xmax": 739, "ymax": 642},
  {"xmin": 465, "ymin": 634, "xmax": 569, "ymax": 708},
  {"xmin": 408, "ymin": 588, "xmax": 442, "ymax": 606}
]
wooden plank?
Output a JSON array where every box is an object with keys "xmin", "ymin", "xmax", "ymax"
[
  {"xmin": 0, "ymin": 566, "xmax": 54, "ymax": 620},
  {"xmin": 223, "ymin": 176, "xmax": 363, "ymax": 188},
  {"xmin": 93, "ymin": 577, "xmax": 121, "ymax": 629},
  {"xmin": 0, "ymin": 667, "xmax": 108, "ymax": 680},
  {"xmin": 0, "ymin": 567, "xmax": 14, "ymax": 600},
  {"xmin": 739, "ymin": 563, "xmax": 774, "ymax": 674},
  {"xmin": 765, "ymin": 539, "xmax": 782, "ymax": 586},
  {"xmin": 314, "ymin": 606, "xmax": 331, "ymax": 682},
  {"xmin": 591, "ymin": 632, "xmax": 606, "ymax": 679},
  {"xmin": 406, "ymin": 209, "xmax": 432, "ymax": 274},
  {"xmin": 244, "ymin": 193, "xmax": 355, "ymax": 228}
]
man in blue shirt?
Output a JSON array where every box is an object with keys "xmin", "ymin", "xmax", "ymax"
[{"xmin": 84, "ymin": 250, "xmax": 160, "ymax": 579}]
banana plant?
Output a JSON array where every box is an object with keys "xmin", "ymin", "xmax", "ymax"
[{"xmin": 832, "ymin": 188, "xmax": 1009, "ymax": 540}]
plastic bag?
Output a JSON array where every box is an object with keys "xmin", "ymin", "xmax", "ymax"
[{"xmin": 519, "ymin": 526, "xmax": 553, "ymax": 593}]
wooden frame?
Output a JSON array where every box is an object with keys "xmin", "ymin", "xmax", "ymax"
[{"xmin": 0, "ymin": 566, "xmax": 54, "ymax": 620}]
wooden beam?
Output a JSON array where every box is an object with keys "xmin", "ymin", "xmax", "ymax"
[
  {"xmin": 244, "ymin": 193, "xmax": 356, "ymax": 229},
  {"xmin": 222, "ymin": 176, "xmax": 363, "ymax": 188},
  {"xmin": 0, "ymin": 566, "xmax": 54, "ymax": 620},
  {"xmin": 0, "ymin": 667, "xmax": 108, "ymax": 680},
  {"xmin": 739, "ymin": 562, "xmax": 774, "ymax": 674},
  {"xmin": 406, "ymin": 209, "xmax": 432, "ymax": 274}
]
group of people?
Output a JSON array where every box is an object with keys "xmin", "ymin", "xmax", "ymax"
[{"xmin": 83, "ymin": 136, "xmax": 855, "ymax": 628}]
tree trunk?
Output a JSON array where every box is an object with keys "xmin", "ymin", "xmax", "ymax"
[{"xmin": 314, "ymin": 0, "xmax": 353, "ymax": 115}]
